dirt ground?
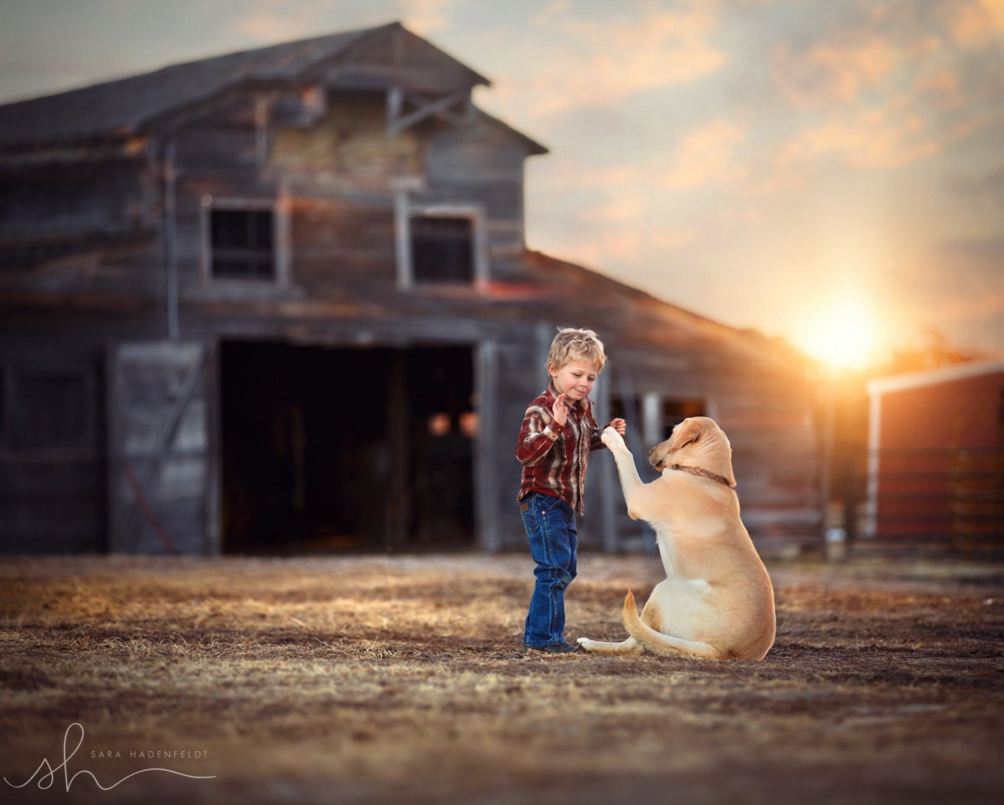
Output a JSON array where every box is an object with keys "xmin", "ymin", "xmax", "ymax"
[{"xmin": 0, "ymin": 552, "xmax": 1002, "ymax": 805}]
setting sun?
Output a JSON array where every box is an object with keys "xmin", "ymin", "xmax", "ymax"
[{"xmin": 794, "ymin": 295, "xmax": 881, "ymax": 369}]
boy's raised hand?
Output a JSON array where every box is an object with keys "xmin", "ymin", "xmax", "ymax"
[{"xmin": 551, "ymin": 393, "xmax": 569, "ymax": 427}]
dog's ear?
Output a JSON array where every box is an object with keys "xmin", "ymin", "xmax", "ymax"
[
  {"xmin": 712, "ymin": 422, "xmax": 738, "ymax": 487},
  {"xmin": 672, "ymin": 418, "xmax": 703, "ymax": 450}
]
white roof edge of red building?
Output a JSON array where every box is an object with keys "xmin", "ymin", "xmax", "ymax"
[{"xmin": 866, "ymin": 358, "xmax": 1004, "ymax": 396}]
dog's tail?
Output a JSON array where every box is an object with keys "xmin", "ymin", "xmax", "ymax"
[{"xmin": 622, "ymin": 590, "xmax": 723, "ymax": 660}]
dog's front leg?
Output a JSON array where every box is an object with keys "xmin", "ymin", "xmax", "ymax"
[{"xmin": 601, "ymin": 427, "xmax": 648, "ymax": 521}]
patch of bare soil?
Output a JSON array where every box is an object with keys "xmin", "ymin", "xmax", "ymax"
[{"xmin": 0, "ymin": 553, "xmax": 1001, "ymax": 804}]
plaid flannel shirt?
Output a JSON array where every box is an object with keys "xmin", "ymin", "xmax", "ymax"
[{"xmin": 515, "ymin": 380, "xmax": 609, "ymax": 516}]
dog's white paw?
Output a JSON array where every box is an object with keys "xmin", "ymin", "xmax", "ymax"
[
  {"xmin": 577, "ymin": 637, "xmax": 595, "ymax": 651},
  {"xmin": 601, "ymin": 427, "xmax": 624, "ymax": 449}
]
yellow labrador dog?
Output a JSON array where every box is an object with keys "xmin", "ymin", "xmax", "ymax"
[{"xmin": 578, "ymin": 417, "xmax": 775, "ymax": 660}]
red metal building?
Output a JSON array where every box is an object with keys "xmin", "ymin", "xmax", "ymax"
[{"xmin": 864, "ymin": 360, "xmax": 1004, "ymax": 547}]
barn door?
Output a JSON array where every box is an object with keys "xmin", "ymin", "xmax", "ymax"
[{"xmin": 107, "ymin": 341, "xmax": 212, "ymax": 554}]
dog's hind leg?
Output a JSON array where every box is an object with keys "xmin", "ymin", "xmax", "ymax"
[
  {"xmin": 640, "ymin": 594, "xmax": 661, "ymax": 631},
  {"xmin": 577, "ymin": 591, "xmax": 660, "ymax": 655},
  {"xmin": 576, "ymin": 635, "xmax": 642, "ymax": 655},
  {"xmin": 623, "ymin": 590, "xmax": 723, "ymax": 660}
]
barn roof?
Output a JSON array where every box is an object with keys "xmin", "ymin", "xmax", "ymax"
[
  {"xmin": 867, "ymin": 359, "xmax": 1004, "ymax": 395},
  {"xmin": 0, "ymin": 21, "xmax": 492, "ymax": 149},
  {"xmin": 471, "ymin": 109, "xmax": 548, "ymax": 156},
  {"xmin": 522, "ymin": 250, "xmax": 804, "ymax": 368}
]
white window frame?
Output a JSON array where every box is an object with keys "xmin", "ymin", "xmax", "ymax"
[
  {"xmin": 393, "ymin": 183, "xmax": 488, "ymax": 291},
  {"xmin": 642, "ymin": 392, "xmax": 713, "ymax": 444},
  {"xmin": 199, "ymin": 194, "xmax": 291, "ymax": 287}
]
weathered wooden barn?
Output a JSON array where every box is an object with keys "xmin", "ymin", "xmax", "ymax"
[
  {"xmin": 863, "ymin": 360, "xmax": 1004, "ymax": 548},
  {"xmin": 0, "ymin": 21, "xmax": 823, "ymax": 557}
]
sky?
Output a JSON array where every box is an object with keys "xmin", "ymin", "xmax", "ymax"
[{"xmin": 2, "ymin": 0, "xmax": 1002, "ymax": 365}]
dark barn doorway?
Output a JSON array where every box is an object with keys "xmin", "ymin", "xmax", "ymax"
[{"xmin": 220, "ymin": 340, "xmax": 475, "ymax": 554}]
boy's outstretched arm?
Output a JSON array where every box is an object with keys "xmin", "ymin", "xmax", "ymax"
[{"xmin": 589, "ymin": 417, "xmax": 627, "ymax": 451}]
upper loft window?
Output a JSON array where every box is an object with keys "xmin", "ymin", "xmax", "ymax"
[
  {"xmin": 410, "ymin": 215, "xmax": 474, "ymax": 284},
  {"xmin": 209, "ymin": 207, "xmax": 275, "ymax": 280}
]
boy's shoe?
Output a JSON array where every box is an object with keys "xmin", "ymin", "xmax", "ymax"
[{"xmin": 524, "ymin": 640, "xmax": 580, "ymax": 654}]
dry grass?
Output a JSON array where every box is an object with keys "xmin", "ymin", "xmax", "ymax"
[{"xmin": 0, "ymin": 553, "xmax": 1002, "ymax": 804}]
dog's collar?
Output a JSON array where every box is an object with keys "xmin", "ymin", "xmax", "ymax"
[{"xmin": 669, "ymin": 464, "xmax": 734, "ymax": 488}]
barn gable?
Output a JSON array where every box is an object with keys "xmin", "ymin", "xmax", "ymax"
[
  {"xmin": 0, "ymin": 21, "xmax": 545, "ymax": 276},
  {"xmin": 0, "ymin": 22, "xmax": 495, "ymax": 149}
]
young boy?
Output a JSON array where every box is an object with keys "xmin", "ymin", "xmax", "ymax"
[{"xmin": 515, "ymin": 327, "xmax": 627, "ymax": 653}]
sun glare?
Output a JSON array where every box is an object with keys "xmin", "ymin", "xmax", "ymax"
[{"xmin": 795, "ymin": 295, "xmax": 880, "ymax": 369}]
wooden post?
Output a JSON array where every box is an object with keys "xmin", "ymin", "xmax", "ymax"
[
  {"xmin": 204, "ymin": 338, "xmax": 222, "ymax": 556},
  {"xmin": 820, "ymin": 370, "xmax": 837, "ymax": 555},
  {"xmin": 162, "ymin": 138, "xmax": 178, "ymax": 341},
  {"xmin": 597, "ymin": 367, "xmax": 617, "ymax": 553},
  {"xmin": 475, "ymin": 340, "xmax": 500, "ymax": 552},
  {"xmin": 254, "ymin": 94, "xmax": 270, "ymax": 166}
]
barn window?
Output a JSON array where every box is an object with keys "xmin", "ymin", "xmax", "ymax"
[
  {"xmin": 660, "ymin": 398, "xmax": 706, "ymax": 440},
  {"xmin": 208, "ymin": 208, "xmax": 275, "ymax": 280},
  {"xmin": 9, "ymin": 370, "xmax": 88, "ymax": 450},
  {"xmin": 610, "ymin": 394, "xmax": 640, "ymax": 426},
  {"xmin": 410, "ymin": 215, "xmax": 474, "ymax": 284}
]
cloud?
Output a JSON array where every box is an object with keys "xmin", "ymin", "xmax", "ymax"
[
  {"xmin": 548, "ymin": 226, "xmax": 696, "ymax": 270},
  {"xmin": 877, "ymin": 233, "xmax": 1004, "ymax": 353},
  {"xmin": 905, "ymin": 285, "xmax": 1004, "ymax": 357},
  {"xmin": 234, "ymin": 0, "xmax": 326, "ymax": 41},
  {"xmin": 935, "ymin": 235, "xmax": 1004, "ymax": 271},
  {"xmin": 232, "ymin": 0, "xmax": 454, "ymax": 42},
  {"xmin": 533, "ymin": 116, "xmax": 746, "ymax": 203},
  {"xmin": 530, "ymin": 0, "xmax": 570, "ymax": 28},
  {"xmin": 581, "ymin": 194, "xmax": 647, "ymax": 224},
  {"xmin": 772, "ymin": 102, "xmax": 940, "ymax": 169},
  {"xmin": 946, "ymin": 0, "xmax": 1004, "ymax": 47},
  {"xmin": 401, "ymin": 0, "xmax": 454, "ymax": 33},
  {"xmin": 773, "ymin": 37, "xmax": 899, "ymax": 105},
  {"xmin": 912, "ymin": 66, "xmax": 964, "ymax": 109},
  {"xmin": 516, "ymin": 3, "xmax": 727, "ymax": 117},
  {"xmin": 946, "ymin": 165, "xmax": 1004, "ymax": 209},
  {"xmin": 659, "ymin": 119, "xmax": 746, "ymax": 189},
  {"xmin": 549, "ymin": 164, "xmax": 639, "ymax": 190}
]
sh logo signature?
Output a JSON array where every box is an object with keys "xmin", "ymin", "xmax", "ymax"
[{"xmin": 4, "ymin": 723, "xmax": 215, "ymax": 792}]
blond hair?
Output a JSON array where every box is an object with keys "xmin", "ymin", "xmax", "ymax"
[{"xmin": 546, "ymin": 327, "xmax": 606, "ymax": 373}]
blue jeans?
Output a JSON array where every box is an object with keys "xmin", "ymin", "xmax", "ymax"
[{"xmin": 520, "ymin": 492, "xmax": 578, "ymax": 647}]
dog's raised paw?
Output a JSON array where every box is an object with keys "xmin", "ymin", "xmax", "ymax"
[{"xmin": 601, "ymin": 427, "xmax": 624, "ymax": 449}]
